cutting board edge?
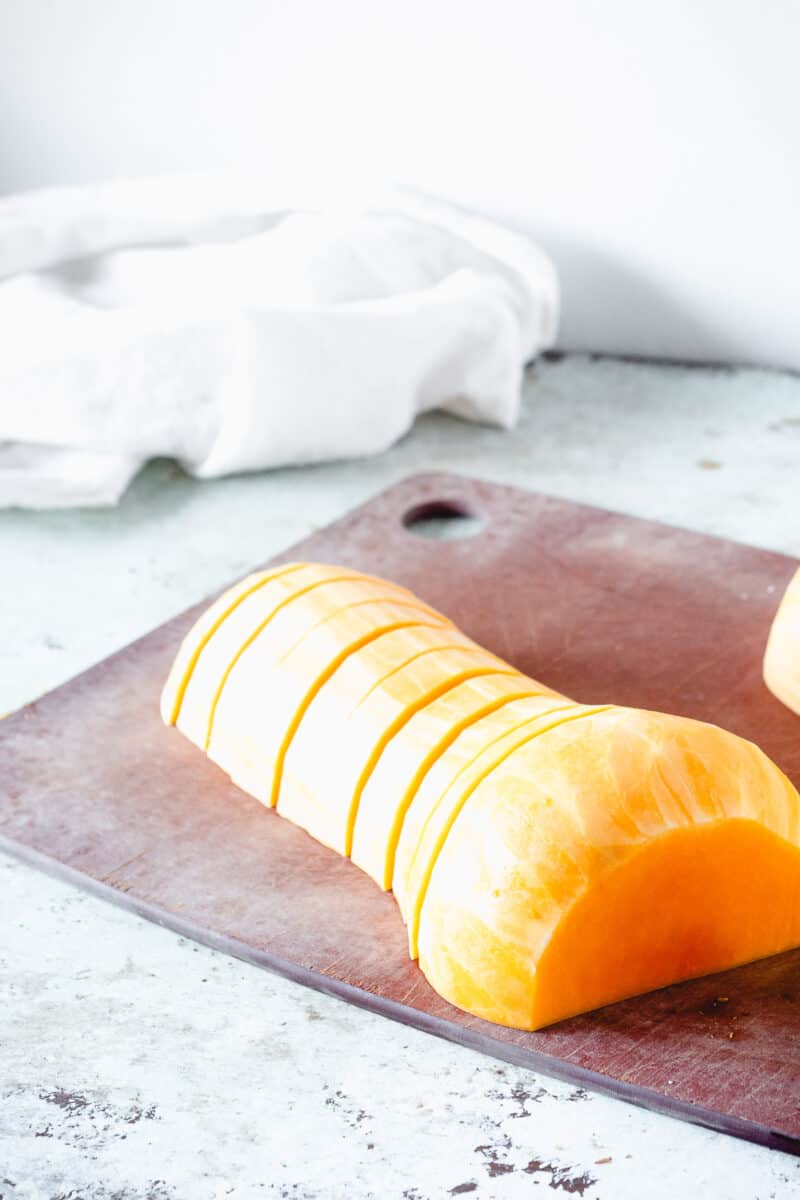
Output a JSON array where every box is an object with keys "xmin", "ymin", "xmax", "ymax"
[{"xmin": 3, "ymin": 828, "xmax": 797, "ymax": 1159}]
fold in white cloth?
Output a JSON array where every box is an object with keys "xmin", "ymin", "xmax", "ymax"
[{"xmin": 0, "ymin": 177, "xmax": 558, "ymax": 507}]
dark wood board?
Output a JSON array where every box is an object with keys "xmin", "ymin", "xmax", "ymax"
[{"xmin": 2, "ymin": 472, "xmax": 800, "ymax": 1154}]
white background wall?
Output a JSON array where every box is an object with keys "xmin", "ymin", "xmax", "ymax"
[{"xmin": 2, "ymin": 0, "xmax": 799, "ymax": 368}]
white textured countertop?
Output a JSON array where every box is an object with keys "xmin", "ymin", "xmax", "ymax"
[{"xmin": 2, "ymin": 354, "xmax": 800, "ymax": 1200}]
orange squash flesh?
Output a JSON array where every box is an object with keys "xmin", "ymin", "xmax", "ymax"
[
  {"xmin": 277, "ymin": 629, "xmax": 516, "ymax": 855},
  {"xmin": 209, "ymin": 610, "xmax": 450, "ymax": 804},
  {"xmin": 183, "ymin": 571, "xmax": 376, "ymax": 748},
  {"xmin": 163, "ymin": 562, "xmax": 800, "ymax": 1031},
  {"xmin": 160, "ymin": 562, "xmax": 305, "ymax": 725},
  {"xmin": 418, "ymin": 706, "xmax": 800, "ymax": 1029},
  {"xmin": 392, "ymin": 694, "xmax": 580, "ymax": 926},
  {"xmin": 422, "ymin": 818, "xmax": 800, "ymax": 1030},
  {"xmin": 403, "ymin": 704, "xmax": 613, "ymax": 957},
  {"xmin": 351, "ymin": 675, "xmax": 563, "ymax": 890},
  {"xmin": 764, "ymin": 567, "xmax": 800, "ymax": 715},
  {"xmin": 177, "ymin": 566, "xmax": 446, "ymax": 750}
]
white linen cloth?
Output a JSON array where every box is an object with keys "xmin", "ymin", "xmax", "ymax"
[{"xmin": 0, "ymin": 177, "xmax": 558, "ymax": 507}]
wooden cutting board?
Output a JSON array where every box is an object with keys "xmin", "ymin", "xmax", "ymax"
[{"xmin": 2, "ymin": 472, "xmax": 800, "ymax": 1154}]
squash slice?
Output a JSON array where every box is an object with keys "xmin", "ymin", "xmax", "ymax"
[
  {"xmin": 278, "ymin": 628, "xmax": 515, "ymax": 855},
  {"xmin": 418, "ymin": 706, "xmax": 800, "ymax": 1029},
  {"xmin": 352, "ymin": 674, "xmax": 563, "ymax": 890},
  {"xmin": 209, "ymin": 610, "xmax": 451, "ymax": 804},
  {"xmin": 161, "ymin": 562, "xmax": 306, "ymax": 725},
  {"xmin": 764, "ymin": 567, "xmax": 800, "ymax": 716},
  {"xmin": 403, "ymin": 704, "xmax": 612, "ymax": 956},
  {"xmin": 393, "ymin": 694, "xmax": 578, "ymax": 924},
  {"xmin": 176, "ymin": 567, "xmax": 443, "ymax": 749}
]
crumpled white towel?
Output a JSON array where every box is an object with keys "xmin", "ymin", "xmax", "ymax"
[{"xmin": 0, "ymin": 176, "xmax": 558, "ymax": 507}]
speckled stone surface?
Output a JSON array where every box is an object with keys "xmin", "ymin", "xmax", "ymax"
[{"xmin": 2, "ymin": 354, "xmax": 800, "ymax": 1199}]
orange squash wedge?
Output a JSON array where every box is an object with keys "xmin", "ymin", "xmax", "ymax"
[
  {"xmin": 278, "ymin": 626, "xmax": 515, "ymax": 854},
  {"xmin": 392, "ymin": 693, "xmax": 578, "ymax": 925},
  {"xmin": 764, "ymin": 567, "xmax": 800, "ymax": 716},
  {"xmin": 160, "ymin": 562, "xmax": 306, "ymax": 725},
  {"xmin": 209, "ymin": 606, "xmax": 451, "ymax": 804},
  {"xmin": 351, "ymin": 674, "xmax": 563, "ymax": 890},
  {"xmin": 177, "ymin": 564, "xmax": 362, "ymax": 747},
  {"xmin": 176, "ymin": 565, "xmax": 444, "ymax": 750},
  {"xmin": 163, "ymin": 562, "xmax": 800, "ymax": 1031},
  {"xmin": 400, "ymin": 703, "xmax": 613, "ymax": 956},
  {"xmin": 418, "ymin": 706, "xmax": 800, "ymax": 1029}
]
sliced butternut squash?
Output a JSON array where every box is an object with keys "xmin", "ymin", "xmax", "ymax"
[
  {"xmin": 392, "ymin": 694, "xmax": 579, "ymax": 927},
  {"xmin": 351, "ymin": 673, "xmax": 563, "ymax": 890},
  {"xmin": 418, "ymin": 706, "xmax": 800, "ymax": 1029},
  {"xmin": 208, "ymin": 608, "xmax": 451, "ymax": 804},
  {"xmin": 178, "ymin": 564, "xmax": 362, "ymax": 748},
  {"xmin": 764, "ymin": 567, "xmax": 800, "ymax": 715},
  {"xmin": 278, "ymin": 627, "xmax": 517, "ymax": 854},
  {"xmin": 164, "ymin": 560, "xmax": 800, "ymax": 1031},
  {"xmin": 160, "ymin": 562, "xmax": 305, "ymax": 725},
  {"xmin": 402, "ymin": 704, "xmax": 612, "ymax": 956},
  {"xmin": 176, "ymin": 565, "xmax": 447, "ymax": 749}
]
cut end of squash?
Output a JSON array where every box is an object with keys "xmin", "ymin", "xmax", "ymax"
[
  {"xmin": 420, "ymin": 818, "xmax": 800, "ymax": 1030},
  {"xmin": 417, "ymin": 705, "xmax": 800, "ymax": 1029},
  {"xmin": 764, "ymin": 567, "xmax": 800, "ymax": 716}
]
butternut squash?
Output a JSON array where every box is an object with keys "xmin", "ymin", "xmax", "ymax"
[
  {"xmin": 419, "ymin": 707, "xmax": 800, "ymax": 1028},
  {"xmin": 161, "ymin": 562, "xmax": 305, "ymax": 725},
  {"xmin": 163, "ymin": 563, "xmax": 800, "ymax": 1030},
  {"xmin": 764, "ymin": 567, "xmax": 800, "ymax": 716},
  {"xmin": 177, "ymin": 565, "xmax": 446, "ymax": 751},
  {"xmin": 278, "ymin": 627, "xmax": 516, "ymax": 854},
  {"xmin": 352, "ymin": 675, "xmax": 563, "ymax": 890},
  {"xmin": 392, "ymin": 694, "xmax": 580, "ymax": 926},
  {"xmin": 401, "ymin": 703, "xmax": 613, "ymax": 958},
  {"xmin": 209, "ymin": 611, "xmax": 451, "ymax": 804}
]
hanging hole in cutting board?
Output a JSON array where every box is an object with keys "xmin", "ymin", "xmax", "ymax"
[{"xmin": 402, "ymin": 500, "xmax": 484, "ymax": 540}]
